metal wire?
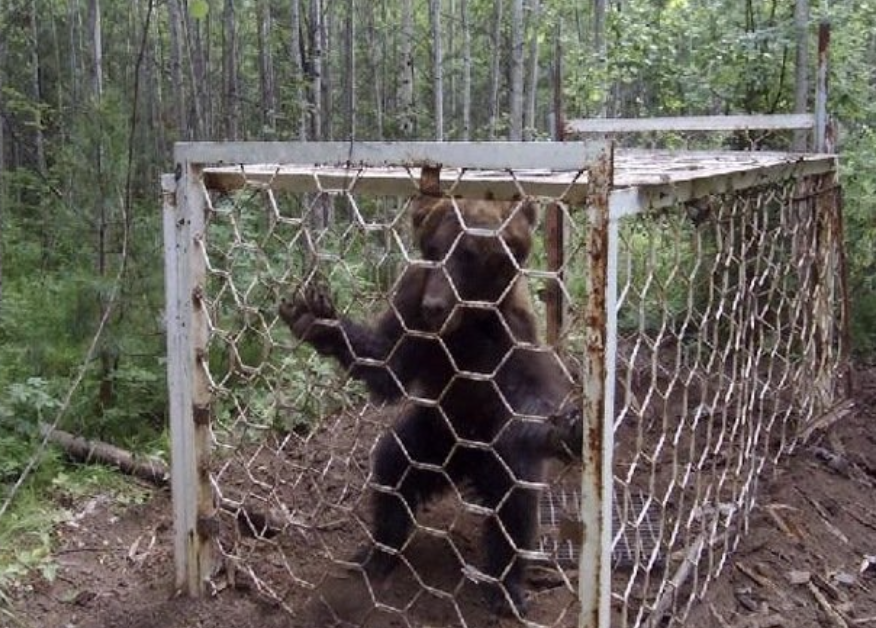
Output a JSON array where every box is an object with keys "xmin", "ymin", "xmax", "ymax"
[{"xmin": 175, "ymin": 158, "xmax": 846, "ymax": 628}]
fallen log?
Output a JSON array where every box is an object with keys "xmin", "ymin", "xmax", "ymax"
[
  {"xmin": 39, "ymin": 422, "xmax": 170, "ymax": 486},
  {"xmin": 40, "ymin": 423, "xmax": 286, "ymax": 538}
]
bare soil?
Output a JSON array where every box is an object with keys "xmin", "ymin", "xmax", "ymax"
[{"xmin": 5, "ymin": 367, "xmax": 876, "ymax": 628}]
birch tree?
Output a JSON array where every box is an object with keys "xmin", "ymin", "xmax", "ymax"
[
  {"xmin": 290, "ymin": 0, "xmax": 307, "ymax": 140},
  {"xmin": 509, "ymin": 0, "xmax": 524, "ymax": 140},
  {"xmin": 793, "ymin": 0, "xmax": 810, "ymax": 150},
  {"xmin": 430, "ymin": 0, "xmax": 444, "ymax": 140},
  {"xmin": 524, "ymin": 0, "xmax": 541, "ymax": 140},
  {"xmin": 365, "ymin": 2, "xmax": 384, "ymax": 138},
  {"xmin": 487, "ymin": 0, "xmax": 503, "ymax": 139},
  {"xmin": 222, "ymin": 0, "xmax": 240, "ymax": 139},
  {"xmin": 399, "ymin": 0, "xmax": 415, "ymax": 137},
  {"xmin": 460, "ymin": 0, "xmax": 472, "ymax": 140},
  {"xmin": 168, "ymin": 0, "xmax": 187, "ymax": 138},
  {"xmin": 344, "ymin": 0, "xmax": 356, "ymax": 139},
  {"xmin": 594, "ymin": 0, "xmax": 607, "ymax": 116},
  {"xmin": 257, "ymin": 0, "xmax": 277, "ymax": 135},
  {"xmin": 0, "ymin": 17, "xmax": 4, "ymax": 309},
  {"xmin": 308, "ymin": 0, "xmax": 323, "ymax": 140}
]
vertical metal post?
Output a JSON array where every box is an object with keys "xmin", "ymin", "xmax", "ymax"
[
  {"xmin": 164, "ymin": 159, "xmax": 213, "ymax": 596},
  {"xmin": 814, "ymin": 21, "xmax": 831, "ymax": 153},
  {"xmin": 578, "ymin": 145, "xmax": 616, "ymax": 628}
]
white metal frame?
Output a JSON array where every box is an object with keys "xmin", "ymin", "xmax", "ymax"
[
  {"xmin": 162, "ymin": 140, "xmax": 839, "ymax": 627},
  {"xmin": 164, "ymin": 140, "xmax": 616, "ymax": 627}
]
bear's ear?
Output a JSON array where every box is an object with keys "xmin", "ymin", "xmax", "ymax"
[
  {"xmin": 514, "ymin": 199, "xmax": 538, "ymax": 227},
  {"xmin": 410, "ymin": 195, "xmax": 443, "ymax": 232}
]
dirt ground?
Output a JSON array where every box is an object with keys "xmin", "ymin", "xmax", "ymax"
[{"xmin": 4, "ymin": 366, "xmax": 876, "ymax": 628}]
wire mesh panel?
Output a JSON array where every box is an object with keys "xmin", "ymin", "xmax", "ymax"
[
  {"xmin": 162, "ymin": 143, "xmax": 846, "ymax": 628},
  {"xmin": 609, "ymin": 170, "xmax": 848, "ymax": 627},
  {"xmin": 164, "ymin": 143, "xmax": 611, "ymax": 628}
]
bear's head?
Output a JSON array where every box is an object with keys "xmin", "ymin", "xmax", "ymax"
[{"xmin": 407, "ymin": 196, "xmax": 537, "ymax": 332}]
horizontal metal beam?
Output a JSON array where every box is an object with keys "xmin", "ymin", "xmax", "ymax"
[
  {"xmin": 203, "ymin": 165, "xmax": 593, "ymax": 204},
  {"xmin": 566, "ymin": 114, "xmax": 816, "ymax": 135},
  {"xmin": 635, "ymin": 154, "xmax": 836, "ymax": 210},
  {"xmin": 175, "ymin": 141, "xmax": 610, "ymax": 171}
]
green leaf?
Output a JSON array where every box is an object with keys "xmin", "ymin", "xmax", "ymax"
[{"xmin": 190, "ymin": 0, "xmax": 209, "ymax": 20}]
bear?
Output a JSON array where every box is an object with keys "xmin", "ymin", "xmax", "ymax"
[{"xmin": 279, "ymin": 195, "xmax": 580, "ymax": 617}]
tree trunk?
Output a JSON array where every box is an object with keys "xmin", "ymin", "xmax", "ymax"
[
  {"xmin": 366, "ymin": 2, "xmax": 384, "ymax": 138},
  {"xmin": 188, "ymin": 8, "xmax": 210, "ymax": 137},
  {"xmin": 430, "ymin": 0, "xmax": 444, "ymax": 140},
  {"xmin": 308, "ymin": 0, "xmax": 323, "ymax": 140},
  {"xmin": 399, "ymin": 0, "xmax": 415, "ymax": 137},
  {"xmin": 39, "ymin": 423, "xmax": 170, "ymax": 486},
  {"xmin": 290, "ymin": 0, "xmax": 307, "ymax": 140},
  {"xmin": 29, "ymin": 1, "xmax": 46, "ymax": 176},
  {"xmin": 68, "ymin": 0, "xmax": 82, "ymax": 106},
  {"xmin": 793, "ymin": 0, "xmax": 810, "ymax": 150},
  {"xmin": 89, "ymin": 0, "xmax": 116, "ymax": 413},
  {"xmin": 460, "ymin": 0, "xmax": 472, "ymax": 140},
  {"xmin": 257, "ymin": 0, "xmax": 277, "ymax": 136},
  {"xmin": 524, "ymin": 0, "xmax": 541, "ymax": 140},
  {"xmin": 344, "ymin": 0, "xmax": 356, "ymax": 140},
  {"xmin": 320, "ymin": 5, "xmax": 332, "ymax": 140},
  {"xmin": 593, "ymin": 0, "xmax": 607, "ymax": 116},
  {"xmin": 552, "ymin": 23, "xmax": 563, "ymax": 140},
  {"xmin": 222, "ymin": 0, "xmax": 240, "ymax": 139},
  {"xmin": 447, "ymin": 0, "xmax": 456, "ymax": 129},
  {"xmin": 168, "ymin": 0, "xmax": 187, "ymax": 138},
  {"xmin": 509, "ymin": 0, "xmax": 524, "ymax": 140},
  {"xmin": 487, "ymin": 0, "xmax": 503, "ymax": 139},
  {"xmin": 0, "ymin": 24, "xmax": 4, "ymax": 310}
]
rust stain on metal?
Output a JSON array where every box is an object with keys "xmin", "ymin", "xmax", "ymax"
[
  {"xmin": 193, "ymin": 404, "xmax": 210, "ymax": 426},
  {"xmin": 583, "ymin": 146, "xmax": 613, "ymax": 566}
]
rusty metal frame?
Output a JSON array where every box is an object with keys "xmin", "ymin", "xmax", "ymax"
[
  {"xmin": 164, "ymin": 140, "xmax": 614, "ymax": 624},
  {"xmin": 163, "ymin": 140, "xmax": 843, "ymax": 627},
  {"xmin": 579, "ymin": 145, "xmax": 616, "ymax": 628}
]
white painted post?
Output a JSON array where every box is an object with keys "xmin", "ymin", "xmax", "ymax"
[
  {"xmin": 163, "ymin": 161, "xmax": 213, "ymax": 596},
  {"xmin": 578, "ymin": 146, "xmax": 616, "ymax": 628}
]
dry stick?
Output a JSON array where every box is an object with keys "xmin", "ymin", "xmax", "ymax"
[
  {"xmin": 643, "ymin": 533, "xmax": 706, "ymax": 628},
  {"xmin": 807, "ymin": 580, "xmax": 849, "ymax": 628}
]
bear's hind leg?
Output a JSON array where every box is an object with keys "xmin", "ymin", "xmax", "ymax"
[{"xmin": 358, "ymin": 407, "xmax": 453, "ymax": 579}]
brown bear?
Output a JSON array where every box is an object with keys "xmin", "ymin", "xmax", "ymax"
[{"xmin": 279, "ymin": 195, "xmax": 580, "ymax": 617}]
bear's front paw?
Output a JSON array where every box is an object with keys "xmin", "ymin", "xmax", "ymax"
[{"xmin": 278, "ymin": 283, "xmax": 337, "ymax": 340}]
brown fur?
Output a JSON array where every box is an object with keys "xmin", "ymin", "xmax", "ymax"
[{"xmin": 279, "ymin": 196, "xmax": 579, "ymax": 617}]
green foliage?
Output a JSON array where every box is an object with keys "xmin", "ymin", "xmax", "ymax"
[
  {"xmin": 0, "ymin": 3, "xmax": 873, "ymax": 586},
  {"xmin": 189, "ymin": 0, "xmax": 209, "ymax": 20}
]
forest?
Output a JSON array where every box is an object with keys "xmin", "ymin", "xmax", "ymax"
[{"xmin": 0, "ymin": 0, "xmax": 874, "ymax": 606}]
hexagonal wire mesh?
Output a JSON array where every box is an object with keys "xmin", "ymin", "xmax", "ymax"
[{"xmin": 163, "ymin": 144, "xmax": 848, "ymax": 628}]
